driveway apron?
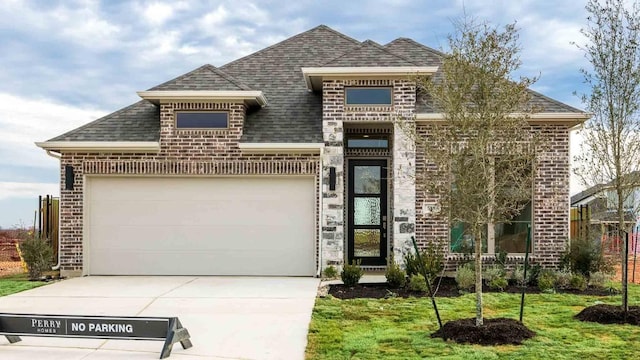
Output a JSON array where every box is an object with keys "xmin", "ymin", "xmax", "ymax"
[{"xmin": 0, "ymin": 276, "xmax": 320, "ymax": 359}]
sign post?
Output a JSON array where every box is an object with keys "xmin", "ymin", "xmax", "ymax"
[{"xmin": 0, "ymin": 313, "xmax": 192, "ymax": 359}]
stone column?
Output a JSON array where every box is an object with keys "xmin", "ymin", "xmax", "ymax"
[{"xmin": 392, "ymin": 80, "xmax": 417, "ymax": 263}]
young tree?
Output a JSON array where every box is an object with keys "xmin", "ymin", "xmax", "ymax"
[
  {"xmin": 574, "ymin": 0, "xmax": 640, "ymax": 313},
  {"xmin": 399, "ymin": 20, "xmax": 538, "ymax": 326}
]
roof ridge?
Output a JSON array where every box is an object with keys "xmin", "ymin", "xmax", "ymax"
[
  {"xmin": 322, "ymin": 39, "xmax": 422, "ymax": 66},
  {"xmin": 384, "ymin": 37, "xmax": 446, "ymax": 58},
  {"xmin": 221, "ymin": 24, "xmax": 361, "ymax": 70},
  {"xmin": 48, "ymin": 100, "xmax": 154, "ymax": 141}
]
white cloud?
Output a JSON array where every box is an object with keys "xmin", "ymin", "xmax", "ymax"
[
  {"xmin": 0, "ymin": 182, "xmax": 59, "ymax": 200},
  {"xmin": 0, "ymin": 93, "xmax": 106, "ymax": 168}
]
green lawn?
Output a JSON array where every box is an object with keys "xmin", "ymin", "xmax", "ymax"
[
  {"xmin": 0, "ymin": 273, "xmax": 47, "ymax": 297},
  {"xmin": 306, "ymin": 284, "xmax": 640, "ymax": 359}
]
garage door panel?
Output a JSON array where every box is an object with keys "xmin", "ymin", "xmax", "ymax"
[{"xmin": 87, "ymin": 177, "xmax": 315, "ymax": 276}]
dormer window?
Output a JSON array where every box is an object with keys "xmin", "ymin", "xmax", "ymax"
[
  {"xmin": 176, "ymin": 111, "xmax": 228, "ymax": 129},
  {"xmin": 345, "ymin": 87, "xmax": 392, "ymax": 106}
]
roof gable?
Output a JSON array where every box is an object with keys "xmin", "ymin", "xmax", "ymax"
[
  {"xmin": 384, "ymin": 38, "xmax": 444, "ymax": 67},
  {"xmin": 322, "ymin": 39, "xmax": 420, "ymax": 67},
  {"xmin": 149, "ymin": 64, "xmax": 252, "ymax": 91}
]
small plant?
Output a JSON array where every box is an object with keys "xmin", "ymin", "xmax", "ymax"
[
  {"xmin": 402, "ymin": 243, "xmax": 444, "ymax": 284},
  {"xmin": 341, "ymin": 260, "xmax": 364, "ymax": 287},
  {"xmin": 560, "ymin": 235, "xmax": 609, "ymax": 277},
  {"xmin": 323, "ymin": 265, "xmax": 338, "ymax": 279},
  {"xmin": 385, "ymin": 262, "xmax": 407, "ymax": 288},
  {"xmin": 511, "ymin": 265, "xmax": 527, "ymax": 287},
  {"xmin": 554, "ymin": 270, "xmax": 572, "ymax": 289},
  {"xmin": 455, "ymin": 262, "xmax": 475, "ymax": 293},
  {"xmin": 483, "ymin": 265, "xmax": 505, "ymax": 284},
  {"xmin": 19, "ymin": 234, "xmax": 53, "ymax": 280},
  {"xmin": 408, "ymin": 274, "xmax": 428, "ymax": 292},
  {"xmin": 403, "ymin": 252, "xmax": 420, "ymax": 277},
  {"xmin": 569, "ymin": 273, "xmax": 588, "ymax": 291},
  {"xmin": 537, "ymin": 270, "xmax": 556, "ymax": 292},
  {"xmin": 588, "ymin": 271, "xmax": 612, "ymax": 289},
  {"xmin": 495, "ymin": 249, "xmax": 508, "ymax": 269},
  {"xmin": 489, "ymin": 276, "xmax": 508, "ymax": 291}
]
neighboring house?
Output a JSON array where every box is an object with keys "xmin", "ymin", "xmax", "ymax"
[
  {"xmin": 571, "ymin": 181, "xmax": 639, "ymax": 253},
  {"xmin": 37, "ymin": 25, "xmax": 588, "ymax": 277}
]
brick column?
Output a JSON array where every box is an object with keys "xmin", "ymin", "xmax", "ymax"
[{"xmin": 321, "ymin": 80, "xmax": 345, "ymax": 269}]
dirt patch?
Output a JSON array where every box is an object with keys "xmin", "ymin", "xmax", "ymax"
[
  {"xmin": 431, "ymin": 317, "xmax": 535, "ymax": 345},
  {"xmin": 327, "ymin": 277, "xmax": 616, "ymax": 299},
  {"xmin": 613, "ymin": 255, "xmax": 640, "ymax": 285},
  {"xmin": 575, "ymin": 304, "xmax": 640, "ymax": 325}
]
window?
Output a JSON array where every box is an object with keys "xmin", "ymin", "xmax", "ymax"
[
  {"xmin": 346, "ymin": 134, "xmax": 389, "ymax": 149},
  {"xmin": 449, "ymin": 158, "xmax": 532, "ymax": 254},
  {"xmin": 345, "ymin": 87, "xmax": 392, "ymax": 106},
  {"xmin": 175, "ymin": 112, "xmax": 228, "ymax": 129}
]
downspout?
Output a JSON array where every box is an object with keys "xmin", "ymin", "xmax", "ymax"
[
  {"xmin": 43, "ymin": 149, "xmax": 62, "ymax": 270},
  {"xmin": 317, "ymin": 146, "xmax": 324, "ymax": 277}
]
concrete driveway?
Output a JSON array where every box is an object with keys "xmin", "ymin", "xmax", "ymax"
[{"xmin": 0, "ymin": 276, "xmax": 319, "ymax": 359}]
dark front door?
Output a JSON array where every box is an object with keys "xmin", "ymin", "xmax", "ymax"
[{"xmin": 348, "ymin": 160, "xmax": 388, "ymax": 266}]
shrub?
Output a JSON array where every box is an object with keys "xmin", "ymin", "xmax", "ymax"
[
  {"xmin": 408, "ymin": 274, "xmax": 428, "ymax": 292},
  {"xmin": 402, "ymin": 243, "xmax": 444, "ymax": 283},
  {"xmin": 19, "ymin": 235, "xmax": 53, "ymax": 280},
  {"xmin": 588, "ymin": 271, "xmax": 612, "ymax": 289},
  {"xmin": 537, "ymin": 270, "xmax": 556, "ymax": 292},
  {"xmin": 323, "ymin": 265, "xmax": 338, "ymax": 279},
  {"xmin": 403, "ymin": 252, "xmax": 420, "ymax": 278},
  {"xmin": 554, "ymin": 270, "xmax": 572, "ymax": 289},
  {"xmin": 455, "ymin": 262, "xmax": 475, "ymax": 293},
  {"xmin": 483, "ymin": 265, "xmax": 505, "ymax": 284},
  {"xmin": 561, "ymin": 235, "xmax": 608, "ymax": 277},
  {"xmin": 385, "ymin": 262, "xmax": 407, "ymax": 288},
  {"xmin": 511, "ymin": 264, "xmax": 541, "ymax": 287},
  {"xmin": 489, "ymin": 276, "xmax": 508, "ymax": 291},
  {"xmin": 570, "ymin": 273, "xmax": 588, "ymax": 291},
  {"xmin": 341, "ymin": 260, "xmax": 364, "ymax": 287},
  {"xmin": 484, "ymin": 265, "xmax": 507, "ymax": 291}
]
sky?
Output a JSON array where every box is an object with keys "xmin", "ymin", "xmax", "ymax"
[{"xmin": 0, "ymin": 0, "xmax": 595, "ymax": 228}]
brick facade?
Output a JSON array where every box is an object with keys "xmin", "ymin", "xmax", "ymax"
[
  {"xmin": 321, "ymin": 79, "xmax": 417, "ymax": 269},
  {"xmin": 414, "ymin": 123, "xmax": 571, "ymax": 270},
  {"xmin": 58, "ymin": 98, "xmax": 572, "ymax": 276},
  {"xmin": 58, "ymin": 101, "xmax": 320, "ymax": 276}
]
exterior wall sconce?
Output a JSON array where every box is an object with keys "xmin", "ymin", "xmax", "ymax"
[{"xmin": 329, "ymin": 167, "xmax": 336, "ymax": 191}]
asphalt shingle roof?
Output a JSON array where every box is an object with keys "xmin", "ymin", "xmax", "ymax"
[
  {"xmin": 45, "ymin": 25, "xmax": 586, "ymax": 145},
  {"xmin": 49, "ymin": 100, "xmax": 159, "ymax": 142},
  {"xmin": 148, "ymin": 64, "xmax": 252, "ymax": 91},
  {"xmin": 322, "ymin": 40, "xmax": 420, "ymax": 67},
  {"xmin": 384, "ymin": 38, "xmax": 444, "ymax": 67}
]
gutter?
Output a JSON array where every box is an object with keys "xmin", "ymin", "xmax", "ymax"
[{"xmin": 42, "ymin": 149, "xmax": 62, "ymax": 271}]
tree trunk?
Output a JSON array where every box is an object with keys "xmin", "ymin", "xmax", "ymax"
[
  {"xmin": 474, "ymin": 225, "xmax": 483, "ymax": 326},
  {"xmin": 616, "ymin": 171, "xmax": 629, "ymax": 314}
]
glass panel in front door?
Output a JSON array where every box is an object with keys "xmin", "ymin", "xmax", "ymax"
[{"xmin": 349, "ymin": 160, "xmax": 387, "ymax": 265}]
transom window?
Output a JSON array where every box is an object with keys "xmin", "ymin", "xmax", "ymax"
[
  {"xmin": 346, "ymin": 134, "xmax": 389, "ymax": 149},
  {"xmin": 345, "ymin": 87, "xmax": 392, "ymax": 106},
  {"xmin": 175, "ymin": 112, "xmax": 228, "ymax": 129}
]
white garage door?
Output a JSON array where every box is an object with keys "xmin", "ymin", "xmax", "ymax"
[{"xmin": 86, "ymin": 176, "xmax": 316, "ymax": 276}]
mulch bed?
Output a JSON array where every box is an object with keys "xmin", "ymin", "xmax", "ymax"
[
  {"xmin": 575, "ymin": 304, "xmax": 640, "ymax": 325},
  {"xmin": 431, "ymin": 317, "xmax": 535, "ymax": 345},
  {"xmin": 327, "ymin": 277, "xmax": 617, "ymax": 299}
]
